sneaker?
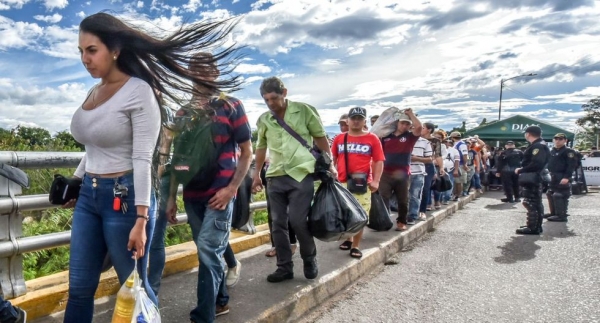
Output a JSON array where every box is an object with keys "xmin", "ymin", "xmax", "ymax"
[
  {"xmin": 442, "ymin": 201, "xmax": 449, "ymax": 205},
  {"xmin": 216, "ymin": 304, "xmax": 230, "ymax": 317},
  {"xmin": 226, "ymin": 260, "xmax": 241, "ymax": 287},
  {"xmin": 477, "ymin": 189, "xmax": 483, "ymax": 194},
  {"xmin": 407, "ymin": 219, "xmax": 416, "ymax": 225},
  {"xmin": 418, "ymin": 213, "xmax": 427, "ymax": 221},
  {"xmin": 15, "ymin": 306, "xmax": 27, "ymax": 323}
]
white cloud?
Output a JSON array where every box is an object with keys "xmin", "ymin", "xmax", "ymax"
[
  {"xmin": 76, "ymin": 11, "xmax": 85, "ymax": 18},
  {"xmin": 137, "ymin": 0, "xmax": 144, "ymax": 8},
  {"xmin": 0, "ymin": 0, "xmax": 30, "ymax": 10},
  {"xmin": 321, "ymin": 59, "xmax": 341, "ymax": 65},
  {"xmin": 43, "ymin": 0, "xmax": 68, "ymax": 10},
  {"xmin": 236, "ymin": 63, "xmax": 271, "ymax": 74},
  {"xmin": 182, "ymin": 0, "xmax": 202, "ymax": 12},
  {"xmin": 0, "ymin": 18, "xmax": 44, "ymax": 50},
  {"xmin": 243, "ymin": 76, "xmax": 264, "ymax": 84},
  {"xmin": 33, "ymin": 13, "xmax": 63, "ymax": 23},
  {"xmin": 280, "ymin": 73, "xmax": 295, "ymax": 78}
]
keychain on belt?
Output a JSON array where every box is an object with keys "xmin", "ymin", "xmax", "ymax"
[{"xmin": 113, "ymin": 182, "xmax": 129, "ymax": 214}]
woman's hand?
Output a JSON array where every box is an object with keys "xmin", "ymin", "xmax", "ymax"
[{"xmin": 128, "ymin": 221, "xmax": 147, "ymax": 259}]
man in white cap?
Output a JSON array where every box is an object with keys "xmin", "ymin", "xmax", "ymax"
[{"xmin": 379, "ymin": 108, "xmax": 422, "ymax": 231}]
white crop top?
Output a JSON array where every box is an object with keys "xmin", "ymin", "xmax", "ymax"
[{"xmin": 71, "ymin": 77, "xmax": 161, "ymax": 206}]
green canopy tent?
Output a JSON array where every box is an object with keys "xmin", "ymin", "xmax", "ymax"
[{"xmin": 464, "ymin": 114, "xmax": 575, "ymax": 142}]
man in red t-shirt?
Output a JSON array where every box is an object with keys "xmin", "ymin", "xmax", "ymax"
[{"xmin": 332, "ymin": 107, "xmax": 385, "ymax": 259}]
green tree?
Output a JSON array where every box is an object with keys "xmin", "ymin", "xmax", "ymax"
[
  {"xmin": 53, "ymin": 130, "xmax": 84, "ymax": 150},
  {"xmin": 15, "ymin": 126, "xmax": 52, "ymax": 147},
  {"xmin": 575, "ymin": 97, "xmax": 600, "ymax": 150}
]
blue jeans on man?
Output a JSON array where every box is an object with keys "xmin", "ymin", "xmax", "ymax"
[
  {"xmin": 64, "ymin": 174, "xmax": 157, "ymax": 323},
  {"xmin": 419, "ymin": 164, "xmax": 436, "ymax": 212},
  {"xmin": 408, "ymin": 174, "xmax": 425, "ymax": 221},
  {"xmin": 0, "ymin": 295, "xmax": 23, "ymax": 323},
  {"xmin": 149, "ymin": 173, "xmax": 172, "ymax": 297},
  {"xmin": 184, "ymin": 199, "xmax": 232, "ymax": 323}
]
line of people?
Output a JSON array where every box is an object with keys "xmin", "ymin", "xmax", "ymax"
[{"xmin": 6, "ymin": 10, "xmax": 577, "ymax": 323}]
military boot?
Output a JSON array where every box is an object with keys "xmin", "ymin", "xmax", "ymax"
[{"xmin": 547, "ymin": 193, "xmax": 568, "ymax": 222}]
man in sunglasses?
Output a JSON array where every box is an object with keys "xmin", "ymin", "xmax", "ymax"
[{"xmin": 544, "ymin": 133, "xmax": 577, "ymax": 222}]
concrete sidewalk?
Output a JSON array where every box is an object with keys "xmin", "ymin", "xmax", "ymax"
[{"xmin": 33, "ymin": 192, "xmax": 480, "ymax": 323}]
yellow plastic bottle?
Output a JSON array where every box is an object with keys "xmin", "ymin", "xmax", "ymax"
[{"xmin": 111, "ymin": 274, "xmax": 136, "ymax": 323}]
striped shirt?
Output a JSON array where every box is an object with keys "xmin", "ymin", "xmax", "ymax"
[
  {"xmin": 382, "ymin": 131, "xmax": 420, "ymax": 176},
  {"xmin": 410, "ymin": 137, "xmax": 433, "ymax": 175},
  {"xmin": 182, "ymin": 96, "xmax": 252, "ymax": 202}
]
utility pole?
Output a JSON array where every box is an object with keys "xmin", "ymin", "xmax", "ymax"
[{"xmin": 498, "ymin": 73, "xmax": 537, "ymax": 121}]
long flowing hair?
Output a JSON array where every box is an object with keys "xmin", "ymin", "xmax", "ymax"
[{"xmin": 79, "ymin": 12, "xmax": 244, "ymax": 190}]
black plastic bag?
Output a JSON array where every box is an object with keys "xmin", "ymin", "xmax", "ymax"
[
  {"xmin": 309, "ymin": 179, "xmax": 368, "ymax": 242},
  {"xmin": 232, "ymin": 173, "xmax": 252, "ymax": 229},
  {"xmin": 367, "ymin": 192, "xmax": 393, "ymax": 231},
  {"xmin": 431, "ymin": 174, "xmax": 452, "ymax": 192}
]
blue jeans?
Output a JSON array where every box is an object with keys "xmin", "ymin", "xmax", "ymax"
[
  {"xmin": 420, "ymin": 164, "xmax": 436, "ymax": 212},
  {"xmin": 472, "ymin": 171, "xmax": 482, "ymax": 190},
  {"xmin": 0, "ymin": 295, "xmax": 18, "ymax": 323},
  {"xmin": 440, "ymin": 174, "xmax": 454, "ymax": 202},
  {"xmin": 408, "ymin": 174, "xmax": 425, "ymax": 221},
  {"xmin": 148, "ymin": 173, "xmax": 172, "ymax": 297},
  {"xmin": 64, "ymin": 173, "xmax": 157, "ymax": 323},
  {"xmin": 184, "ymin": 199, "xmax": 232, "ymax": 323},
  {"xmin": 224, "ymin": 243, "xmax": 237, "ymax": 268}
]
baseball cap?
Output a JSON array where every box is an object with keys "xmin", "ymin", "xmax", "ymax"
[
  {"xmin": 338, "ymin": 113, "xmax": 348, "ymax": 124},
  {"xmin": 398, "ymin": 113, "xmax": 412, "ymax": 124},
  {"xmin": 524, "ymin": 125, "xmax": 542, "ymax": 136},
  {"xmin": 506, "ymin": 140, "xmax": 515, "ymax": 145},
  {"xmin": 348, "ymin": 107, "xmax": 367, "ymax": 119},
  {"xmin": 450, "ymin": 131, "xmax": 462, "ymax": 138},
  {"xmin": 553, "ymin": 133, "xmax": 567, "ymax": 139}
]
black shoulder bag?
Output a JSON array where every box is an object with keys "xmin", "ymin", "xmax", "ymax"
[{"xmin": 344, "ymin": 133, "xmax": 368, "ymax": 194}]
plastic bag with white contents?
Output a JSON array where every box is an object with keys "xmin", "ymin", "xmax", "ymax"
[
  {"xmin": 131, "ymin": 265, "xmax": 161, "ymax": 323},
  {"xmin": 370, "ymin": 107, "xmax": 401, "ymax": 138},
  {"xmin": 131, "ymin": 285, "xmax": 161, "ymax": 323}
]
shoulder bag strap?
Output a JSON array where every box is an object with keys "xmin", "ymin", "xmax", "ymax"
[
  {"xmin": 270, "ymin": 110, "xmax": 312, "ymax": 151},
  {"xmin": 344, "ymin": 133, "xmax": 350, "ymax": 182}
]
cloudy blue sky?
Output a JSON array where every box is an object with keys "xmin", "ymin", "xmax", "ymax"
[{"xmin": 1, "ymin": 0, "xmax": 599, "ymax": 136}]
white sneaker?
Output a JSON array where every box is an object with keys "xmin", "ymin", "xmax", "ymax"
[{"xmin": 226, "ymin": 260, "xmax": 241, "ymax": 287}]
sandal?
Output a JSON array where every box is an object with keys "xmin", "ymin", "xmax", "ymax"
[
  {"xmin": 265, "ymin": 248, "xmax": 277, "ymax": 257},
  {"xmin": 339, "ymin": 241, "xmax": 352, "ymax": 250},
  {"xmin": 350, "ymin": 248, "xmax": 363, "ymax": 259}
]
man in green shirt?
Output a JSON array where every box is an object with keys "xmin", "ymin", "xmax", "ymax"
[{"xmin": 252, "ymin": 76, "xmax": 335, "ymax": 283}]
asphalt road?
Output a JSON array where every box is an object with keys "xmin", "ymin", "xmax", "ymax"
[{"xmin": 306, "ymin": 190, "xmax": 600, "ymax": 323}]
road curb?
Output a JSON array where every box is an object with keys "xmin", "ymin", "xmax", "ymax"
[{"xmin": 254, "ymin": 192, "xmax": 480, "ymax": 323}]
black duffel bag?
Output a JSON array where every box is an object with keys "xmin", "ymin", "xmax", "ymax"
[
  {"xmin": 431, "ymin": 174, "xmax": 452, "ymax": 192},
  {"xmin": 309, "ymin": 179, "xmax": 368, "ymax": 242}
]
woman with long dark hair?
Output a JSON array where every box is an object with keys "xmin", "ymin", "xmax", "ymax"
[{"xmin": 65, "ymin": 12, "xmax": 242, "ymax": 323}]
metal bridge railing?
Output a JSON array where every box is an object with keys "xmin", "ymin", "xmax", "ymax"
[{"xmin": 0, "ymin": 151, "xmax": 265, "ymax": 298}]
